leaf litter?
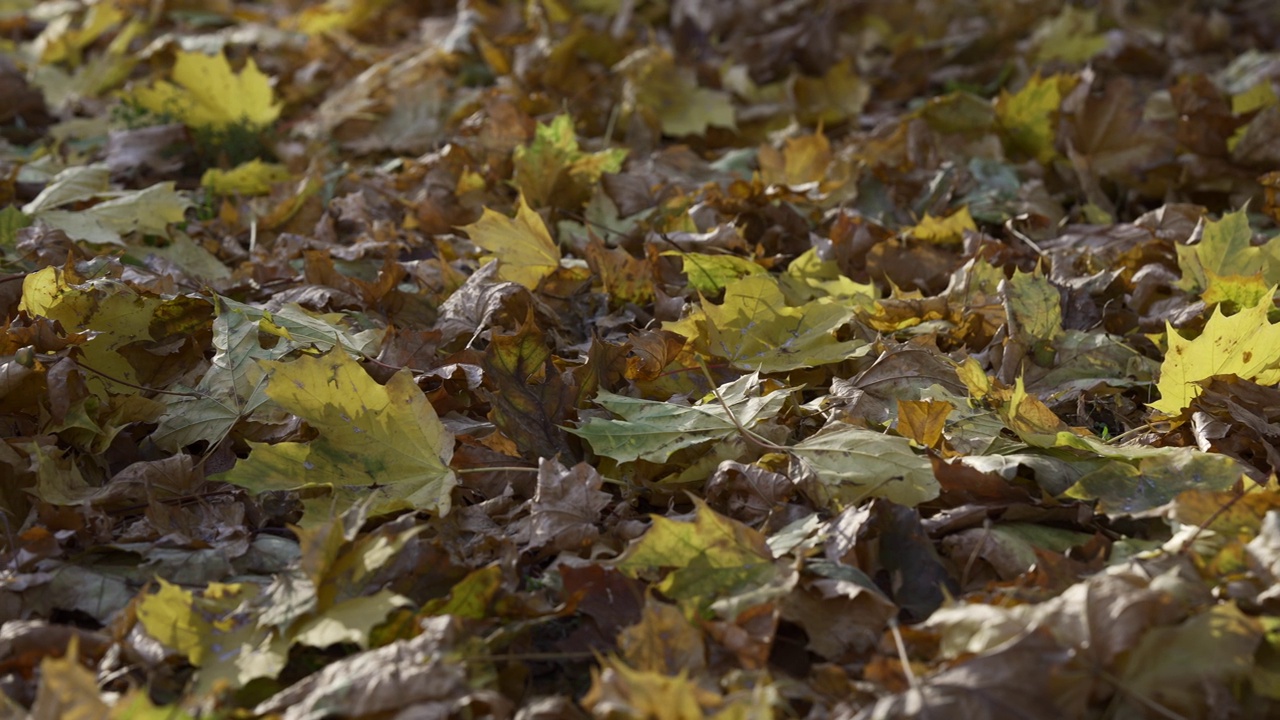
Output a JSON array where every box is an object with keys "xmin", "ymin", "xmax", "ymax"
[{"xmin": 4, "ymin": 1, "xmax": 1280, "ymax": 718}]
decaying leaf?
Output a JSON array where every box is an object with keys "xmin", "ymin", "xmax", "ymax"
[{"xmin": 12, "ymin": 1, "xmax": 1280, "ymax": 717}]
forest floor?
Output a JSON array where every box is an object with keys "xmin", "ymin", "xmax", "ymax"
[{"xmin": 5, "ymin": 1, "xmax": 1280, "ymax": 718}]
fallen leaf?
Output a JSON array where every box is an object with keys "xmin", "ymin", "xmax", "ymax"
[
  {"xmin": 217, "ymin": 350, "xmax": 457, "ymax": 519},
  {"xmin": 128, "ymin": 49, "xmax": 282, "ymax": 130},
  {"xmin": 461, "ymin": 195, "xmax": 562, "ymax": 289}
]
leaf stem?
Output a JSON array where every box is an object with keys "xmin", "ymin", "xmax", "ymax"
[{"xmin": 695, "ymin": 358, "xmax": 789, "ymax": 452}]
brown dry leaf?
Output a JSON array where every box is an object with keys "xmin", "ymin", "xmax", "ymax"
[
  {"xmin": 852, "ymin": 632, "xmax": 1068, "ymax": 720},
  {"xmin": 529, "ymin": 457, "xmax": 612, "ymax": 552}
]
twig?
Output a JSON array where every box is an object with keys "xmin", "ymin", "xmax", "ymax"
[
  {"xmin": 36, "ymin": 354, "xmax": 206, "ymax": 398},
  {"xmin": 888, "ymin": 618, "xmax": 919, "ymax": 690}
]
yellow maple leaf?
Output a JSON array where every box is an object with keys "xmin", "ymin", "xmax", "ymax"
[
  {"xmin": 460, "ymin": 195, "xmax": 562, "ymax": 289},
  {"xmin": 128, "ymin": 49, "xmax": 282, "ymax": 130},
  {"xmin": 513, "ymin": 114, "xmax": 627, "ymax": 209},
  {"xmin": 665, "ymin": 274, "xmax": 870, "ymax": 373},
  {"xmin": 1152, "ymin": 296, "xmax": 1280, "ymax": 415},
  {"xmin": 201, "ymin": 159, "xmax": 292, "ymax": 196},
  {"xmin": 615, "ymin": 47, "xmax": 735, "ymax": 137},
  {"xmin": 909, "ymin": 206, "xmax": 977, "ymax": 245},
  {"xmin": 217, "ymin": 350, "xmax": 457, "ymax": 519},
  {"xmin": 996, "ymin": 72, "xmax": 1074, "ymax": 164}
]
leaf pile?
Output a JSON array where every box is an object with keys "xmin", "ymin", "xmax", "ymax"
[{"xmin": 5, "ymin": 1, "xmax": 1280, "ymax": 718}]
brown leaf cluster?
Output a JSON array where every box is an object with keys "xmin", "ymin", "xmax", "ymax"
[{"xmin": 3, "ymin": 1, "xmax": 1280, "ymax": 718}]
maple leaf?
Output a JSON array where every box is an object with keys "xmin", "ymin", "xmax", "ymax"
[
  {"xmin": 201, "ymin": 159, "xmax": 291, "ymax": 196},
  {"xmin": 460, "ymin": 195, "xmax": 562, "ymax": 289},
  {"xmin": 127, "ymin": 49, "xmax": 281, "ymax": 130},
  {"xmin": 217, "ymin": 350, "xmax": 457, "ymax": 519},
  {"xmin": 909, "ymin": 206, "xmax": 977, "ymax": 245},
  {"xmin": 1031, "ymin": 5, "xmax": 1109, "ymax": 64},
  {"xmin": 665, "ymin": 251, "xmax": 766, "ymax": 294},
  {"xmin": 996, "ymin": 72, "xmax": 1074, "ymax": 164},
  {"xmin": 29, "ymin": 637, "xmax": 109, "ymax": 719},
  {"xmin": 791, "ymin": 421, "xmax": 939, "ymax": 507},
  {"xmin": 1177, "ymin": 208, "xmax": 1280, "ymax": 305},
  {"xmin": 1152, "ymin": 298, "xmax": 1280, "ymax": 415},
  {"xmin": 20, "ymin": 267, "xmax": 165, "ymax": 395},
  {"xmin": 512, "ymin": 114, "xmax": 627, "ymax": 209},
  {"xmin": 529, "ymin": 458, "xmax": 612, "ymax": 552},
  {"xmin": 615, "ymin": 47, "xmax": 735, "ymax": 136},
  {"xmin": 758, "ymin": 129, "xmax": 853, "ymax": 195},
  {"xmin": 21, "ymin": 163, "xmax": 190, "ymax": 244},
  {"xmin": 570, "ymin": 372, "xmax": 790, "ymax": 464},
  {"xmin": 481, "ymin": 311, "xmax": 576, "ymax": 460},
  {"xmin": 613, "ymin": 497, "xmax": 776, "ymax": 609},
  {"xmin": 665, "ymin": 274, "xmax": 871, "ymax": 373},
  {"xmin": 154, "ymin": 298, "xmax": 378, "ymax": 451}
]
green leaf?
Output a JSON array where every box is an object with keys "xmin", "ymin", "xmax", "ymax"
[
  {"xmin": 664, "ymin": 251, "xmax": 765, "ymax": 294},
  {"xmin": 1064, "ymin": 446, "xmax": 1244, "ymax": 515},
  {"xmin": 791, "ymin": 422, "xmax": 939, "ymax": 507},
  {"xmin": 569, "ymin": 372, "xmax": 790, "ymax": 463},
  {"xmin": 217, "ymin": 350, "xmax": 456, "ymax": 518}
]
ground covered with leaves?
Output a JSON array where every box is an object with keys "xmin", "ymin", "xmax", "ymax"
[{"xmin": 8, "ymin": 0, "xmax": 1280, "ymax": 717}]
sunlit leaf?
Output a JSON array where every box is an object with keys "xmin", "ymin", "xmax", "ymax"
[
  {"xmin": 665, "ymin": 251, "xmax": 765, "ymax": 294},
  {"xmin": 791, "ymin": 422, "xmax": 938, "ymax": 507},
  {"xmin": 1032, "ymin": 5, "xmax": 1108, "ymax": 64},
  {"xmin": 614, "ymin": 497, "xmax": 775, "ymax": 609},
  {"xmin": 996, "ymin": 72, "xmax": 1073, "ymax": 163},
  {"xmin": 909, "ymin": 206, "xmax": 976, "ymax": 245},
  {"xmin": 217, "ymin": 350, "xmax": 456, "ymax": 518},
  {"xmin": 1152, "ymin": 296, "xmax": 1280, "ymax": 414},
  {"xmin": 127, "ymin": 49, "xmax": 282, "ymax": 130},
  {"xmin": 665, "ymin": 274, "xmax": 871, "ymax": 373},
  {"xmin": 201, "ymin": 159, "xmax": 291, "ymax": 196},
  {"xmin": 570, "ymin": 372, "xmax": 790, "ymax": 463},
  {"xmin": 615, "ymin": 46, "xmax": 735, "ymax": 136},
  {"xmin": 513, "ymin": 113, "xmax": 627, "ymax": 208}
]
